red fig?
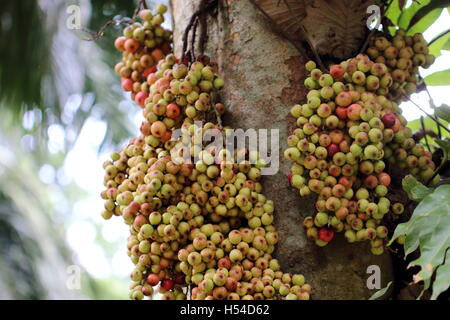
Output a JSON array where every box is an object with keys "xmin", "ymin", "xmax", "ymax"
[
  {"xmin": 330, "ymin": 65, "xmax": 344, "ymax": 79},
  {"xmin": 327, "ymin": 144, "xmax": 340, "ymax": 157},
  {"xmin": 381, "ymin": 113, "xmax": 396, "ymax": 128},
  {"xmin": 146, "ymin": 273, "xmax": 160, "ymax": 286},
  {"xmin": 160, "ymin": 279, "xmax": 175, "ymax": 291},
  {"xmin": 319, "ymin": 228, "xmax": 334, "ymax": 242}
]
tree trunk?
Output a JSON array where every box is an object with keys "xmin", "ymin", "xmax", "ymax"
[{"xmin": 170, "ymin": 0, "xmax": 393, "ymax": 299}]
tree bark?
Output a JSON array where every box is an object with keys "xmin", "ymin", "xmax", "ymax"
[{"xmin": 170, "ymin": 0, "xmax": 393, "ymax": 300}]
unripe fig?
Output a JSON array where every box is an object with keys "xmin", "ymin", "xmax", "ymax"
[
  {"xmin": 344, "ymin": 229, "xmax": 356, "ymax": 243},
  {"xmin": 335, "ymin": 91, "xmax": 352, "ymax": 107},
  {"xmin": 305, "ymin": 61, "xmax": 317, "ymax": 72},
  {"xmin": 314, "ymin": 212, "xmax": 329, "ymax": 227},
  {"xmin": 392, "ymin": 202, "xmax": 404, "ymax": 214}
]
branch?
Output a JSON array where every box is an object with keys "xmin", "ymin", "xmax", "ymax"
[{"xmin": 402, "ymin": 94, "xmax": 450, "ymax": 134}]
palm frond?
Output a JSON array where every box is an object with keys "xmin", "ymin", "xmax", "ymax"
[{"xmin": 0, "ymin": 1, "xmax": 52, "ymax": 120}]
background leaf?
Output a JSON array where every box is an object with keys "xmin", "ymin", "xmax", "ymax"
[
  {"xmin": 428, "ymin": 29, "xmax": 450, "ymax": 57},
  {"xmin": 398, "ymin": 0, "xmax": 431, "ymax": 29},
  {"xmin": 385, "ymin": 0, "xmax": 403, "ymax": 26},
  {"xmin": 445, "ymin": 37, "xmax": 450, "ymax": 50},
  {"xmin": 424, "ymin": 69, "xmax": 450, "ymax": 86},
  {"xmin": 431, "ymin": 250, "xmax": 450, "ymax": 299},
  {"xmin": 435, "ymin": 104, "xmax": 450, "ymax": 122},
  {"xmin": 0, "ymin": 1, "xmax": 52, "ymax": 119},
  {"xmin": 404, "ymin": 0, "xmax": 450, "ymax": 32},
  {"xmin": 407, "ymin": 117, "xmax": 450, "ymax": 146},
  {"xmin": 407, "ymin": 8, "xmax": 443, "ymax": 35},
  {"xmin": 408, "ymin": 116, "xmax": 448, "ymax": 132}
]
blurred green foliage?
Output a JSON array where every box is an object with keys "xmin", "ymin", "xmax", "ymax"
[{"xmin": 0, "ymin": 0, "xmax": 145, "ymax": 299}]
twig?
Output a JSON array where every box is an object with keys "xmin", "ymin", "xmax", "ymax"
[
  {"xmin": 83, "ymin": 0, "xmax": 148, "ymax": 41},
  {"xmin": 421, "ymin": 77, "xmax": 436, "ymax": 109},
  {"xmin": 403, "ymin": 94, "xmax": 450, "ymax": 134},
  {"xmin": 214, "ymin": 106, "xmax": 223, "ymax": 129},
  {"xmin": 209, "ymin": 91, "xmax": 223, "ymax": 129},
  {"xmin": 360, "ymin": 28, "xmax": 378, "ymax": 54},
  {"xmin": 190, "ymin": 16, "xmax": 199, "ymax": 62},
  {"xmin": 428, "ymin": 28, "xmax": 450, "ymax": 47},
  {"xmin": 436, "ymin": 119, "xmax": 442, "ymax": 140},
  {"xmin": 419, "ymin": 80, "xmax": 442, "ymax": 139},
  {"xmin": 198, "ymin": 8, "xmax": 208, "ymax": 56},
  {"xmin": 133, "ymin": 0, "xmax": 148, "ymax": 19},
  {"xmin": 83, "ymin": 18, "xmax": 134, "ymax": 41},
  {"xmin": 181, "ymin": 13, "xmax": 199, "ymax": 63},
  {"xmin": 420, "ymin": 116, "xmax": 432, "ymax": 152}
]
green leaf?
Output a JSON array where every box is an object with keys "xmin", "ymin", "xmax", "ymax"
[
  {"xmin": 435, "ymin": 104, "xmax": 450, "ymax": 123},
  {"xmin": 369, "ymin": 281, "xmax": 393, "ymax": 300},
  {"xmin": 445, "ymin": 37, "xmax": 450, "ymax": 50},
  {"xmin": 398, "ymin": 0, "xmax": 431, "ymax": 29},
  {"xmin": 407, "ymin": 8, "xmax": 443, "ymax": 35},
  {"xmin": 391, "ymin": 185, "xmax": 450, "ymax": 298},
  {"xmin": 402, "ymin": 175, "xmax": 433, "ymax": 202},
  {"xmin": 428, "ymin": 29, "xmax": 450, "ymax": 57},
  {"xmin": 385, "ymin": 0, "xmax": 403, "ymax": 26},
  {"xmin": 431, "ymin": 250, "xmax": 450, "ymax": 299},
  {"xmin": 407, "ymin": 117, "xmax": 434, "ymax": 132},
  {"xmin": 405, "ymin": 0, "xmax": 450, "ymax": 32},
  {"xmin": 424, "ymin": 69, "xmax": 450, "ymax": 86}
]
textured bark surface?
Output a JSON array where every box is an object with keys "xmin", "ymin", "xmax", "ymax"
[
  {"xmin": 251, "ymin": 0, "xmax": 373, "ymax": 60},
  {"xmin": 170, "ymin": 0, "xmax": 393, "ymax": 299}
]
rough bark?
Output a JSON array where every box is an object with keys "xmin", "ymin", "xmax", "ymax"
[{"xmin": 170, "ymin": 0, "xmax": 393, "ymax": 299}]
